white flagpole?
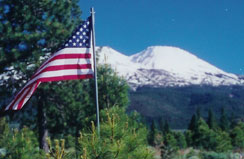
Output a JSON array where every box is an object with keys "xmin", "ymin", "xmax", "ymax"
[{"xmin": 91, "ymin": 7, "xmax": 100, "ymax": 135}]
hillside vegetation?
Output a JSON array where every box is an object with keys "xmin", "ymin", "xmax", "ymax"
[{"xmin": 129, "ymin": 85, "xmax": 244, "ymax": 128}]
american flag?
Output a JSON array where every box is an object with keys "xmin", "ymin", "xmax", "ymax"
[{"xmin": 5, "ymin": 16, "xmax": 94, "ymax": 110}]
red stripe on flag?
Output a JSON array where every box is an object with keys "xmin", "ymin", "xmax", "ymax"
[{"xmin": 50, "ymin": 54, "xmax": 91, "ymax": 61}]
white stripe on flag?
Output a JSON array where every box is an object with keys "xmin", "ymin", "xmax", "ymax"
[{"xmin": 34, "ymin": 58, "xmax": 92, "ymax": 76}]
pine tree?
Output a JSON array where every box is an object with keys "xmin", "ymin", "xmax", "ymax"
[
  {"xmin": 207, "ymin": 109, "xmax": 218, "ymax": 130},
  {"xmin": 196, "ymin": 107, "xmax": 201, "ymax": 120},
  {"xmin": 219, "ymin": 108, "xmax": 230, "ymax": 131},
  {"xmin": 148, "ymin": 120, "xmax": 156, "ymax": 146},
  {"xmin": 0, "ymin": 126, "xmax": 45, "ymax": 159},
  {"xmin": 77, "ymin": 107, "xmax": 154, "ymax": 159},
  {"xmin": 163, "ymin": 120, "xmax": 170, "ymax": 135},
  {"xmin": 188, "ymin": 114, "xmax": 197, "ymax": 131},
  {"xmin": 230, "ymin": 122, "xmax": 244, "ymax": 149},
  {"xmin": 187, "ymin": 116, "xmax": 232, "ymax": 152},
  {"xmin": 230, "ymin": 112, "xmax": 237, "ymax": 129},
  {"xmin": 0, "ymin": 0, "xmax": 82, "ymax": 151},
  {"xmin": 97, "ymin": 64, "xmax": 129, "ymax": 109},
  {"xmin": 174, "ymin": 132, "xmax": 187, "ymax": 149},
  {"xmin": 191, "ymin": 118, "xmax": 210, "ymax": 149},
  {"xmin": 159, "ymin": 118, "xmax": 164, "ymax": 133},
  {"xmin": 161, "ymin": 133, "xmax": 178, "ymax": 159},
  {"xmin": 214, "ymin": 130, "xmax": 232, "ymax": 152},
  {"xmin": 0, "ymin": 0, "xmax": 81, "ymax": 75}
]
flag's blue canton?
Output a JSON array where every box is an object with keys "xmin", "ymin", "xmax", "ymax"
[{"xmin": 63, "ymin": 17, "xmax": 91, "ymax": 48}]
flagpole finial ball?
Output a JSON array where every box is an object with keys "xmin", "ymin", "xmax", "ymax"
[{"xmin": 90, "ymin": 7, "xmax": 95, "ymax": 14}]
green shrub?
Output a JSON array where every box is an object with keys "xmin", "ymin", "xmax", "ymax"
[
  {"xmin": 0, "ymin": 123, "xmax": 44, "ymax": 159},
  {"xmin": 77, "ymin": 106, "xmax": 154, "ymax": 159}
]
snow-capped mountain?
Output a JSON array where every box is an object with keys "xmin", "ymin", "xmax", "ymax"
[{"xmin": 97, "ymin": 46, "xmax": 244, "ymax": 89}]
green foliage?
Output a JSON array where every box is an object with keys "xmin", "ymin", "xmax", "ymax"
[
  {"xmin": 190, "ymin": 118, "xmax": 210, "ymax": 149},
  {"xmin": 3, "ymin": 61, "xmax": 129, "ymax": 141},
  {"xmin": 169, "ymin": 149, "xmax": 241, "ymax": 159},
  {"xmin": 200, "ymin": 151, "xmax": 241, "ymax": 159},
  {"xmin": 161, "ymin": 131, "xmax": 187, "ymax": 158},
  {"xmin": 46, "ymin": 138, "xmax": 75, "ymax": 159},
  {"xmin": 0, "ymin": 0, "xmax": 130, "ymax": 150},
  {"xmin": 0, "ymin": 125, "xmax": 44, "ymax": 159},
  {"xmin": 41, "ymin": 64, "xmax": 129, "ymax": 138},
  {"xmin": 174, "ymin": 132, "xmax": 187, "ymax": 149},
  {"xmin": 160, "ymin": 125, "xmax": 187, "ymax": 158},
  {"xmin": 0, "ymin": 117, "xmax": 9, "ymax": 158},
  {"xmin": 213, "ymin": 130, "xmax": 232, "ymax": 152},
  {"xmin": 164, "ymin": 133, "xmax": 178, "ymax": 149},
  {"xmin": 148, "ymin": 120, "xmax": 156, "ymax": 146},
  {"xmin": 159, "ymin": 118, "xmax": 164, "ymax": 133},
  {"xmin": 7, "ymin": 63, "xmax": 129, "ymax": 140},
  {"xmin": 188, "ymin": 114, "xmax": 198, "ymax": 132},
  {"xmin": 230, "ymin": 122, "xmax": 244, "ymax": 150},
  {"xmin": 77, "ymin": 106, "xmax": 154, "ymax": 159},
  {"xmin": 129, "ymin": 85, "xmax": 244, "ymax": 129},
  {"xmin": 97, "ymin": 64, "xmax": 129, "ymax": 109},
  {"xmin": 41, "ymin": 80, "xmax": 94, "ymax": 138},
  {"xmin": 0, "ymin": 0, "xmax": 83, "ymax": 136},
  {"xmin": 0, "ymin": 117, "xmax": 10, "ymax": 147},
  {"xmin": 185, "ymin": 149, "xmax": 201, "ymax": 159},
  {"xmin": 0, "ymin": 107, "xmax": 154, "ymax": 159},
  {"xmin": 0, "ymin": 0, "xmax": 81, "ymax": 74},
  {"xmin": 219, "ymin": 108, "xmax": 230, "ymax": 131},
  {"xmin": 163, "ymin": 120, "xmax": 170, "ymax": 135},
  {"xmin": 185, "ymin": 130, "xmax": 194, "ymax": 147},
  {"xmin": 207, "ymin": 109, "xmax": 218, "ymax": 130},
  {"xmin": 0, "ymin": 0, "xmax": 82, "ymax": 115},
  {"xmin": 160, "ymin": 144, "xmax": 176, "ymax": 159},
  {"xmin": 163, "ymin": 148, "xmax": 201, "ymax": 159},
  {"xmin": 187, "ymin": 117, "xmax": 232, "ymax": 152},
  {"xmin": 196, "ymin": 107, "xmax": 201, "ymax": 121}
]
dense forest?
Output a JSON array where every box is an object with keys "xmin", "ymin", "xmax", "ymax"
[{"xmin": 129, "ymin": 85, "xmax": 244, "ymax": 128}]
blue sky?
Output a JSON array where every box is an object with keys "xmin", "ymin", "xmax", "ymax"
[{"xmin": 79, "ymin": 0, "xmax": 244, "ymax": 74}]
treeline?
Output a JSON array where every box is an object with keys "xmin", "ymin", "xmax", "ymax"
[
  {"xmin": 148, "ymin": 108, "xmax": 244, "ymax": 158},
  {"xmin": 129, "ymin": 85, "xmax": 244, "ymax": 129}
]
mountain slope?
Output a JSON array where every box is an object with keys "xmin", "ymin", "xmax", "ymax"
[
  {"xmin": 97, "ymin": 46, "xmax": 243, "ymax": 89},
  {"xmin": 128, "ymin": 85, "xmax": 244, "ymax": 129}
]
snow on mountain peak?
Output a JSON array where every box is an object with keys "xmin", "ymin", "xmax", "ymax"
[
  {"xmin": 97, "ymin": 46, "xmax": 140, "ymax": 76},
  {"xmin": 130, "ymin": 46, "xmax": 195, "ymax": 65},
  {"xmin": 97, "ymin": 46, "xmax": 243, "ymax": 89},
  {"xmin": 131, "ymin": 46, "xmax": 222, "ymax": 73}
]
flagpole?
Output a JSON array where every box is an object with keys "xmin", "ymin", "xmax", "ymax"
[{"xmin": 91, "ymin": 7, "xmax": 100, "ymax": 135}]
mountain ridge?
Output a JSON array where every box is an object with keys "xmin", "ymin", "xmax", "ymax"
[{"xmin": 97, "ymin": 46, "xmax": 243, "ymax": 89}]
